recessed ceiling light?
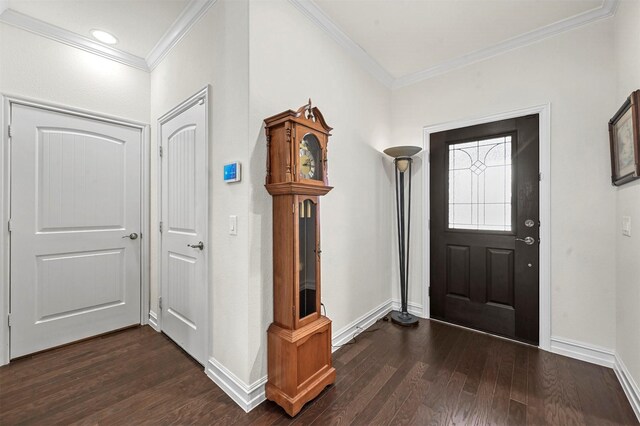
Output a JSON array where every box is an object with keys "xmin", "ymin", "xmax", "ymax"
[{"xmin": 90, "ymin": 29, "xmax": 118, "ymax": 45}]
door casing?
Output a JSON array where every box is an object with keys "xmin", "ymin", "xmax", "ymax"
[
  {"xmin": 0, "ymin": 94, "xmax": 151, "ymax": 366},
  {"xmin": 156, "ymin": 85, "xmax": 210, "ymax": 370},
  {"xmin": 422, "ymin": 104, "xmax": 551, "ymax": 350}
]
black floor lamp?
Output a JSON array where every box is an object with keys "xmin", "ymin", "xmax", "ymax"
[{"xmin": 384, "ymin": 146, "xmax": 422, "ymax": 327}]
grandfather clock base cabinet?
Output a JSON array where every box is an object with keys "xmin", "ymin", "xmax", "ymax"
[{"xmin": 264, "ymin": 101, "xmax": 336, "ymax": 416}]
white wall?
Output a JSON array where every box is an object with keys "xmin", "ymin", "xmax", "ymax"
[
  {"xmin": 149, "ymin": 0, "xmax": 251, "ymax": 379},
  {"xmin": 613, "ymin": 0, "xmax": 640, "ymax": 394},
  {"xmin": 246, "ymin": 0, "xmax": 393, "ymax": 384},
  {"xmin": 391, "ymin": 19, "xmax": 619, "ymax": 349},
  {"xmin": 150, "ymin": 0, "xmax": 393, "ymax": 387},
  {"xmin": 0, "ymin": 24, "xmax": 150, "ymax": 122},
  {"xmin": 2, "ymin": 0, "xmax": 635, "ymax": 406}
]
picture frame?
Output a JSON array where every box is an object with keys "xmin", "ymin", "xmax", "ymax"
[{"xmin": 609, "ymin": 89, "xmax": 640, "ymax": 186}]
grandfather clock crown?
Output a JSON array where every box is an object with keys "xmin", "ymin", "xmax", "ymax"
[{"xmin": 264, "ymin": 100, "xmax": 333, "ymax": 194}]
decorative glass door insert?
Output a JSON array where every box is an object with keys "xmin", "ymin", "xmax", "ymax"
[{"xmin": 447, "ymin": 135, "xmax": 513, "ymax": 231}]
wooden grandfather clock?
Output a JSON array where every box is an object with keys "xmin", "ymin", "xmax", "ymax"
[{"xmin": 264, "ymin": 100, "xmax": 336, "ymax": 416}]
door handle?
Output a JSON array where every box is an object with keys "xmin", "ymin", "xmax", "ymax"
[
  {"xmin": 187, "ymin": 241, "xmax": 204, "ymax": 250},
  {"xmin": 515, "ymin": 236, "xmax": 535, "ymax": 245},
  {"xmin": 122, "ymin": 233, "xmax": 139, "ymax": 240}
]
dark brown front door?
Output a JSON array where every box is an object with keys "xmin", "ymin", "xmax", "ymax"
[{"xmin": 430, "ymin": 115, "xmax": 539, "ymax": 345}]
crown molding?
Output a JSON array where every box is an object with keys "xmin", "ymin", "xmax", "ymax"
[
  {"xmin": 393, "ymin": 0, "xmax": 619, "ymax": 88},
  {"xmin": 288, "ymin": 0, "xmax": 395, "ymax": 88},
  {"xmin": 146, "ymin": 0, "xmax": 218, "ymax": 71},
  {"xmin": 0, "ymin": 0, "xmax": 619, "ymax": 81},
  {"xmin": 0, "ymin": 9, "xmax": 149, "ymax": 71},
  {"xmin": 289, "ymin": 0, "xmax": 618, "ymax": 90},
  {"xmin": 0, "ymin": 0, "xmax": 219, "ymax": 73}
]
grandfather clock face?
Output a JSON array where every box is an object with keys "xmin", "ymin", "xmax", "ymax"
[{"xmin": 299, "ymin": 133, "xmax": 323, "ymax": 181}]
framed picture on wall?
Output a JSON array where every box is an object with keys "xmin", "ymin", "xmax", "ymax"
[{"xmin": 609, "ymin": 89, "xmax": 640, "ymax": 186}]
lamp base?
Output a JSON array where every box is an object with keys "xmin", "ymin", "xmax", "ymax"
[{"xmin": 390, "ymin": 310, "xmax": 419, "ymax": 327}]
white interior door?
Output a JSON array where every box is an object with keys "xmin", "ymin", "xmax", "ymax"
[
  {"xmin": 160, "ymin": 98, "xmax": 207, "ymax": 365},
  {"xmin": 10, "ymin": 104, "xmax": 142, "ymax": 358}
]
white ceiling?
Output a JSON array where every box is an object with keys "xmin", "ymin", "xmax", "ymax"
[
  {"xmin": 0, "ymin": 0, "xmax": 617, "ymax": 84},
  {"xmin": 7, "ymin": 0, "xmax": 189, "ymax": 57},
  {"xmin": 313, "ymin": 0, "xmax": 604, "ymax": 79}
]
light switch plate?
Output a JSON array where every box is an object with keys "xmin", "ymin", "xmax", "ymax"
[
  {"xmin": 229, "ymin": 215, "xmax": 237, "ymax": 236},
  {"xmin": 622, "ymin": 216, "xmax": 631, "ymax": 237}
]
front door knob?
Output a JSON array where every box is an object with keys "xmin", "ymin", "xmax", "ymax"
[
  {"xmin": 122, "ymin": 233, "xmax": 138, "ymax": 240},
  {"xmin": 515, "ymin": 236, "xmax": 535, "ymax": 245},
  {"xmin": 187, "ymin": 241, "xmax": 205, "ymax": 250}
]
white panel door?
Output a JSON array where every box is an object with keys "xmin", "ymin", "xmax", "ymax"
[
  {"xmin": 10, "ymin": 104, "xmax": 142, "ymax": 358},
  {"xmin": 160, "ymin": 99, "xmax": 207, "ymax": 365}
]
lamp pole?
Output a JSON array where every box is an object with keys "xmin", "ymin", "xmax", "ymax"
[{"xmin": 384, "ymin": 146, "xmax": 421, "ymax": 327}]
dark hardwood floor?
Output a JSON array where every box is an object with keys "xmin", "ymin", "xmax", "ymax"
[{"xmin": 0, "ymin": 318, "xmax": 637, "ymax": 425}]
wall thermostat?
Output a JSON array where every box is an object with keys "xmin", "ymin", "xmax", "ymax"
[{"xmin": 223, "ymin": 162, "xmax": 241, "ymax": 183}]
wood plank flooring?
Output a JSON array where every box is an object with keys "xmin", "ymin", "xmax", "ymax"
[{"xmin": 0, "ymin": 318, "xmax": 637, "ymax": 425}]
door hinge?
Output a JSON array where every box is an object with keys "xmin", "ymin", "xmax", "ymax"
[
  {"xmin": 159, "ymin": 297, "xmax": 162, "ymax": 311},
  {"xmin": 539, "ymin": 172, "xmax": 542, "ymax": 181},
  {"xmin": 7, "ymin": 125, "xmax": 12, "ymax": 138},
  {"xmin": 7, "ymin": 314, "xmax": 12, "ymax": 328},
  {"xmin": 159, "ymin": 146, "xmax": 163, "ymax": 158},
  {"xmin": 7, "ymin": 219, "xmax": 12, "ymax": 232},
  {"xmin": 159, "ymin": 221, "xmax": 163, "ymax": 233},
  {"xmin": 292, "ymin": 203, "xmax": 295, "ymax": 214},
  {"xmin": 428, "ymin": 219, "xmax": 431, "ymax": 230}
]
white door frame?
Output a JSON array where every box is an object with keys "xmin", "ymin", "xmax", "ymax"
[
  {"xmin": 421, "ymin": 103, "xmax": 551, "ymax": 351},
  {"xmin": 0, "ymin": 94, "xmax": 151, "ymax": 366},
  {"xmin": 156, "ymin": 85, "xmax": 210, "ymax": 369}
]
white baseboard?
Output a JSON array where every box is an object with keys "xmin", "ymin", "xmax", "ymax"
[
  {"xmin": 614, "ymin": 353, "xmax": 640, "ymax": 422},
  {"xmin": 391, "ymin": 299, "xmax": 425, "ymax": 319},
  {"xmin": 550, "ymin": 336, "xmax": 615, "ymax": 368},
  {"xmin": 201, "ymin": 310, "xmax": 639, "ymax": 419},
  {"xmin": 148, "ymin": 310, "xmax": 159, "ymax": 331},
  {"xmin": 453, "ymin": 332, "xmax": 637, "ymax": 419},
  {"xmin": 206, "ymin": 357, "xmax": 267, "ymax": 413},
  {"xmin": 331, "ymin": 299, "xmax": 393, "ymax": 351},
  {"xmin": 204, "ymin": 300, "xmax": 394, "ymax": 412}
]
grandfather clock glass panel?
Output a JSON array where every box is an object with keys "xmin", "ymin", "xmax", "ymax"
[{"xmin": 298, "ymin": 199, "xmax": 317, "ymax": 319}]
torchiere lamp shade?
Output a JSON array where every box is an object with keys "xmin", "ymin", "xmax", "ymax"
[{"xmin": 383, "ymin": 146, "xmax": 422, "ymax": 159}]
